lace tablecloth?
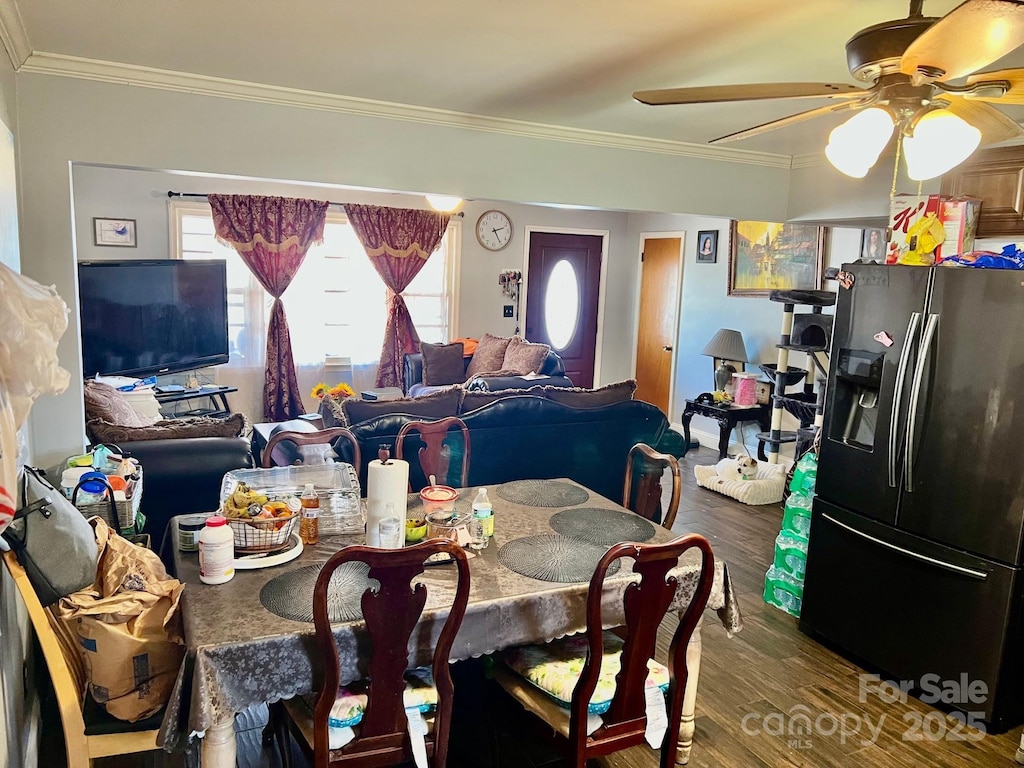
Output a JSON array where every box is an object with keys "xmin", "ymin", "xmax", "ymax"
[{"xmin": 158, "ymin": 479, "xmax": 742, "ymax": 749}]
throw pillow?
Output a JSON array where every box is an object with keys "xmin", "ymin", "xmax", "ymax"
[
  {"xmin": 421, "ymin": 342, "xmax": 466, "ymax": 387},
  {"xmin": 502, "ymin": 336, "xmax": 551, "ymax": 376},
  {"xmin": 459, "ymin": 386, "xmax": 547, "ymax": 413},
  {"xmin": 341, "ymin": 387, "xmax": 461, "ymax": 427},
  {"xmin": 83, "ymin": 382, "xmax": 159, "ymax": 428},
  {"xmin": 545, "ymin": 380, "xmax": 637, "ymax": 408},
  {"xmin": 319, "ymin": 394, "xmax": 351, "ymax": 428},
  {"xmin": 86, "ymin": 412, "xmax": 247, "ymax": 444},
  {"xmin": 465, "ymin": 333, "xmax": 512, "ymax": 379}
]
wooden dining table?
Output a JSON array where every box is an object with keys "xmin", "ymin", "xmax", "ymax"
[{"xmin": 158, "ymin": 478, "xmax": 742, "ymax": 767}]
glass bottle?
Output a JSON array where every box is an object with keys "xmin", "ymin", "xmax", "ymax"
[{"xmin": 299, "ymin": 482, "xmax": 320, "ymax": 545}]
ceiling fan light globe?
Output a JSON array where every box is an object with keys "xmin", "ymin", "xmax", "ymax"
[
  {"xmin": 903, "ymin": 109, "xmax": 982, "ymax": 181},
  {"xmin": 825, "ymin": 141, "xmax": 871, "ymax": 178},
  {"xmin": 425, "ymin": 194, "xmax": 463, "ymax": 212}
]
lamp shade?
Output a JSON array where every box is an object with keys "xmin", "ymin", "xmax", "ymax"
[{"xmin": 701, "ymin": 328, "xmax": 748, "ymax": 362}]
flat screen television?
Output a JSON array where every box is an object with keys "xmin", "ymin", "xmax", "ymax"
[{"xmin": 78, "ymin": 260, "xmax": 230, "ymax": 378}]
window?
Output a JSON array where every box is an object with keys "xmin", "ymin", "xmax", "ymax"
[{"xmin": 170, "ymin": 201, "xmax": 460, "ymax": 371}]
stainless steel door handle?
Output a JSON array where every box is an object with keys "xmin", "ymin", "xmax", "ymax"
[
  {"xmin": 905, "ymin": 313, "xmax": 939, "ymax": 493},
  {"xmin": 889, "ymin": 313, "xmax": 920, "ymax": 488},
  {"xmin": 823, "ymin": 514, "xmax": 987, "ymax": 579}
]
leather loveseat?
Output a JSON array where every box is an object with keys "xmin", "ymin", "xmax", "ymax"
[
  {"xmin": 333, "ymin": 395, "xmax": 674, "ymax": 504},
  {"xmin": 403, "ymin": 350, "xmax": 573, "ymax": 396}
]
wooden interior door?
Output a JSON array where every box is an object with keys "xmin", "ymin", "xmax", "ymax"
[
  {"xmin": 634, "ymin": 237, "xmax": 681, "ymax": 414},
  {"xmin": 525, "ymin": 232, "xmax": 603, "ymax": 388}
]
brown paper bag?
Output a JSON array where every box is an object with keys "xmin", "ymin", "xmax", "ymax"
[{"xmin": 53, "ymin": 518, "xmax": 185, "ymax": 721}]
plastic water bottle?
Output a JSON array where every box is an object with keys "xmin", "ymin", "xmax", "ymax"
[
  {"xmin": 300, "ymin": 483, "xmax": 320, "ymax": 545},
  {"xmin": 472, "ymin": 488, "xmax": 493, "ymax": 538},
  {"xmin": 789, "ymin": 453, "xmax": 818, "ymax": 496}
]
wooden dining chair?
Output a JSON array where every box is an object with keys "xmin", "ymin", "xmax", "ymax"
[
  {"xmin": 274, "ymin": 539, "xmax": 471, "ymax": 768},
  {"xmin": 623, "ymin": 442, "xmax": 682, "ymax": 529},
  {"xmin": 1, "ymin": 550, "xmax": 163, "ymax": 768},
  {"xmin": 263, "ymin": 426, "xmax": 361, "ymax": 472},
  {"xmin": 493, "ymin": 534, "xmax": 714, "ymax": 768},
  {"xmin": 395, "ymin": 417, "xmax": 471, "ymax": 489}
]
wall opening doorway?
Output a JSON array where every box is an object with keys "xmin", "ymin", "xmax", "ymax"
[
  {"xmin": 524, "ymin": 230, "xmax": 606, "ymax": 389},
  {"xmin": 633, "ymin": 234, "xmax": 683, "ymax": 417}
]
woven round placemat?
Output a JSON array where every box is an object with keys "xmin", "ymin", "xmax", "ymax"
[
  {"xmin": 497, "ymin": 535, "xmax": 620, "ymax": 583},
  {"xmin": 259, "ymin": 561, "xmax": 374, "ymax": 623},
  {"xmin": 495, "ymin": 480, "xmax": 589, "ymax": 508},
  {"xmin": 548, "ymin": 507, "xmax": 656, "ymax": 547}
]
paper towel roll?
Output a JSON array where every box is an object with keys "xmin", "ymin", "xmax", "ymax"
[{"xmin": 366, "ymin": 458, "xmax": 409, "ymax": 547}]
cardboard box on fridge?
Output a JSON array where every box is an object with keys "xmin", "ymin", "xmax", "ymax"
[{"xmin": 888, "ymin": 194, "xmax": 981, "ymax": 265}]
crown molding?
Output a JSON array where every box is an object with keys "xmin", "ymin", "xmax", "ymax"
[
  {"xmin": 0, "ymin": 0, "xmax": 30, "ymax": 69},
  {"xmin": 20, "ymin": 52, "xmax": 794, "ymax": 169},
  {"xmin": 790, "ymin": 152, "xmax": 825, "ymax": 169}
]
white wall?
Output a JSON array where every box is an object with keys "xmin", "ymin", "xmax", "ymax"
[{"xmin": 19, "ymin": 72, "xmax": 795, "ymax": 468}]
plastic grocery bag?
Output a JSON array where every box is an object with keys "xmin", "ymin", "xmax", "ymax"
[{"xmin": 52, "ymin": 518, "xmax": 185, "ymax": 722}]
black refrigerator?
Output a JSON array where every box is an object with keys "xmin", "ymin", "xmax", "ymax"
[{"xmin": 801, "ymin": 263, "xmax": 1024, "ymax": 730}]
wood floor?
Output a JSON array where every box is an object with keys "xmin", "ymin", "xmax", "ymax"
[{"xmin": 86, "ymin": 446, "xmax": 1023, "ymax": 767}]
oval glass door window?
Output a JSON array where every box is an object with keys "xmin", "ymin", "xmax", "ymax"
[{"xmin": 544, "ymin": 259, "xmax": 580, "ymax": 351}]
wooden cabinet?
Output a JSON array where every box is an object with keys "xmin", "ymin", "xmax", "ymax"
[{"xmin": 941, "ymin": 145, "xmax": 1024, "ymax": 239}]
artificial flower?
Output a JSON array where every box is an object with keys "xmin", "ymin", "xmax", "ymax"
[{"xmin": 311, "ymin": 382, "xmax": 355, "ymax": 400}]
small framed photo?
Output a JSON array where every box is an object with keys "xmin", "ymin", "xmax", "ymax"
[
  {"xmin": 93, "ymin": 218, "xmax": 137, "ymax": 247},
  {"xmin": 860, "ymin": 227, "xmax": 885, "ymax": 263},
  {"xmin": 696, "ymin": 230, "xmax": 718, "ymax": 263}
]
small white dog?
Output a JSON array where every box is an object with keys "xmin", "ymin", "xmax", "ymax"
[{"xmin": 714, "ymin": 456, "xmax": 758, "ymax": 482}]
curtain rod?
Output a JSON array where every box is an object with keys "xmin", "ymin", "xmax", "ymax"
[{"xmin": 166, "ymin": 191, "xmax": 465, "ymax": 217}]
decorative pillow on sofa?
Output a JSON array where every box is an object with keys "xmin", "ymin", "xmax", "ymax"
[
  {"xmin": 459, "ymin": 386, "xmax": 548, "ymax": 413},
  {"xmin": 421, "ymin": 341, "xmax": 466, "ymax": 386},
  {"xmin": 319, "ymin": 394, "xmax": 352, "ymax": 428},
  {"xmin": 465, "ymin": 333, "xmax": 512, "ymax": 378},
  {"xmin": 502, "ymin": 337, "xmax": 551, "ymax": 376},
  {"xmin": 545, "ymin": 380, "xmax": 637, "ymax": 408},
  {"xmin": 83, "ymin": 381, "xmax": 159, "ymax": 428},
  {"xmin": 86, "ymin": 412, "xmax": 247, "ymax": 444},
  {"xmin": 341, "ymin": 387, "xmax": 461, "ymax": 426}
]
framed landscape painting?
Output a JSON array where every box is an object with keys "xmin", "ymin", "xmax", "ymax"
[{"xmin": 728, "ymin": 221, "xmax": 826, "ymax": 297}]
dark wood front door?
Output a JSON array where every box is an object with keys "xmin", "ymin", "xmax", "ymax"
[{"xmin": 525, "ymin": 232, "xmax": 603, "ymax": 388}]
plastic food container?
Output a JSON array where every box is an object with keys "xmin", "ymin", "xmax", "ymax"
[
  {"xmin": 425, "ymin": 510, "xmax": 472, "ymax": 544},
  {"xmin": 420, "ymin": 485, "xmax": 459, "ymax": 515},
  {"xmin": 732, "ymin": 372, "xmax": 760, "ymax": 406},
  {"xmin": 220, "ymin": 463, "xmax": 362, "ymax": 535}
]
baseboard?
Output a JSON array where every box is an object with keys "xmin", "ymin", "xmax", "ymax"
[{"xmin": 669, "ymin": 421, "xmax": 796, "ymax": 468}]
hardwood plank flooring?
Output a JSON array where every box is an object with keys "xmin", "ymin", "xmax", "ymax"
[{"xmin": 88, "ymin": 447, "xmax": 1022, "ymax": 767}]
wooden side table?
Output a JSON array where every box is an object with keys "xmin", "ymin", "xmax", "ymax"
[{"xmin": 681, "ymin": 399, "xmax": 771, "ymax": 460}]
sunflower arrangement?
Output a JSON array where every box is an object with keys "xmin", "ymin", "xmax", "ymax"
[{"xmin": 311, "ymin": 382, "xmax": 355, "ymax": 400}]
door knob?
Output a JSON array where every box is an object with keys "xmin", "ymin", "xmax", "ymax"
[{"xmin": 663, "ymin": 345, "xmax": 673, "ymax": 351}]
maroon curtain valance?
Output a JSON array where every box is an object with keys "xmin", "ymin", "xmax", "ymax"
[
  {"xmin": 209, "ymin": 194, "xmax": 329, "ymax": 420},
  {"xmin": 344, "ymin": 204, "xmax": 451, "ymax": 388}
]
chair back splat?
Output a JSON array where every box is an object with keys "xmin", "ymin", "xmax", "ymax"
[
  {"xmin": 572, "ymin": 535, "xmax": 714, "ymax": 766},
  {"xmin": 623, "ymin": 442, "xmax": 681, "ymax": 529},
  {"xmin": 311, "ymin": 540, "xmax": 470, "ymax": 767},
  {"xmin": 396, "ymin": 417, "xmax": 471, "ymax": 490},
  {"xmin": 262, "ymin": 426, "xmax": 361, "ymax": 471}
]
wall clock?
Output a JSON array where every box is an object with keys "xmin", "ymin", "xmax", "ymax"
[{"xmin": 476, "ymin": 209, "xmax": 513, "ymax": 251}]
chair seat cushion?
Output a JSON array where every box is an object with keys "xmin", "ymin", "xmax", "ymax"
[
  {"xmin": 82, "ymin": 694, "xmax": 164, "ymax": 736},
  {"xmin": 499, "ymin": 631, "xmax": 669, "ymax": 715},
  {"xmin": 328, "ymin": 667, "xmax": 438, "ymax": 728}
]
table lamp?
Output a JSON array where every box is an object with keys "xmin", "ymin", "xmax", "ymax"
[{"xmin": 701, "ymin": 329, "xmax": 748, "ymax": 391}]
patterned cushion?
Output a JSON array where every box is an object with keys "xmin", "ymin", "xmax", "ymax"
[
  {"xmin": 545, "ymin": 380, "xmax": 637, "ymax": 408},
  {"xmin": 328, "ymin": 667, "xmax": 438, "ymax": 728},
  {"xmin": 342, "ymin": 387, "xmax": 461, "ymax": 426},
  {"xmin": 500, "ymin": 631, "xmax": 669, "ymax": 715},
  {"xmin": 465, "ymin": 333, "xmax": 512, "ymax": 378},
  {"xmin": 421, "ymin": 341, "xmax": 466, "ymax": 386},
  {"xmin": 83, "ymin": 381, "xmax": 159, "ymax": 428},
  {"xmin": 502, "ymin": 337, "xmax": 551, "ymax": 376}
]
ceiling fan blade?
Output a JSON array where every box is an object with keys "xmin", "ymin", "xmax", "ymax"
[
  {"xmin": 710, "ymin": 101, "xmax": 865, "ymax": 145},
  {"xmin": 901, "ymin": 0, "xmax": 1024, "ymax": 83},
  {"xmin": 942, "ymin": 95, "xmax": 1024, "ymax": 144},
  {"xmin": 633, "ymin": 82, "xmax": 867, "ymax": 106},
  {"xmin": 963, "ymin": 67, "xmax": 1024, "ymax": 103}
]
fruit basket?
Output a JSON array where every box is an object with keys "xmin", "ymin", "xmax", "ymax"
[{"xmin": 227, "ymin": 514, "xmax": 300, "ymax": 553}]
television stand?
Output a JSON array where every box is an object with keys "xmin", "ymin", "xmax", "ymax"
[{"xmin": 155, "ymin": 385, "xmax": 237, "ymax": 419}]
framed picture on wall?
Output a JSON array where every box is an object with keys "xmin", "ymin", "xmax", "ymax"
[
  {"xmin": 696, "ymin": 230, "xmax": 718, "ymax": 263},
  {"xmin": 728, "ymin": 220, "xmax": 826, "ymax": 297},
  {"xmin": 93, "ymin": 218, "xmax": 137, "ymax": 247}
]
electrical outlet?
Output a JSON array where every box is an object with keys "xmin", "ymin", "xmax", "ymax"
[{"xmin": 503, "ymin": 305, "xmax": 514, "ymax": 317}]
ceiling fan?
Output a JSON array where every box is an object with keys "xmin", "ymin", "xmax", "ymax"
[{"xmin": 633, "ymin": 0, "xmax": 1024, "ymax": 178}]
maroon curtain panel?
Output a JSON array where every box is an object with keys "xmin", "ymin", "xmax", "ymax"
[
  {"xmin": 209, "ymin": 194, "xmax": 329, "ymax": 421},
  {"xmin": 343, "ymin": 204, "xmax": 451, "ymax": 388}
]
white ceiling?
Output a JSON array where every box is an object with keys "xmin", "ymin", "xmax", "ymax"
[{"xmin": 9, "ymin": 0, "xmax": 1024, "ymax": 157}]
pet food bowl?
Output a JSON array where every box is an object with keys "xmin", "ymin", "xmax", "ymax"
[{"xmin": 759, "ymin": 364, "xmax": 808, "ymax": 389}]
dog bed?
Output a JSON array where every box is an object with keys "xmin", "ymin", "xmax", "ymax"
[{"xmin": 694, "ymin": 459, "xmax": 786, "ymax": 505}]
